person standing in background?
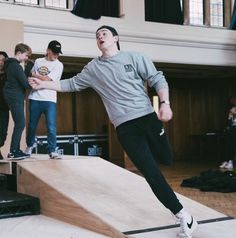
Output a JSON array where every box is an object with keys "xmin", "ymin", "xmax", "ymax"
[
  {"xmin": 0, "ymin": 51, "xmax": 9, "ymax": 160},
  {"xmin": 219, "ymin": 96, "xmax": 236, "ymax": 170},
  {"xmin": 3, "ymin": 43, "xmax": 32, "ymax": 160},
  {"xmin": 25, "ymin": 40, "xmax": 63, "ymax": 159}
]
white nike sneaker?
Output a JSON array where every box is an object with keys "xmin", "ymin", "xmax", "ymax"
[
  {"xmin": 224, "ymin": 160, "xmax": 234, "ymax": 170},
  {"xmin": 25, "ymin": 143, "xmax": 37, "ymax": 155},
  {"xmin": 219, "ymin": 161, "xmax": 228, "ymax": 169},
  {"xmin": 49, "ymin": 151, "xmax": 62, "ymax": 159},
  {"xmin": 176, "ymin": 209, "xmax": 198, "ymax": 238}
]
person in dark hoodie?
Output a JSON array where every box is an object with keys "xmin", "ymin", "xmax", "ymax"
[
  {"xmin": 3, "ymin": 43, "xmax": 32, "ymax": 160},
  {"xmin": 0, "ymin": 51, "xmax": 9, "ymax": 160}
]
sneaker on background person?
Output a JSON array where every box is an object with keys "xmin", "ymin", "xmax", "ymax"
[
  {"xmin": 24, "ymin": 142, "xmax": 37, "ymax": 156},
  {"xmin": 219, "ymin": 160, "xmax": 234, "ymax": 170},
  {"xmin": 224, "ymin": 160, "xmax": 234, "ymax": 170},
  {"xmin": 7, "ymin": 150, "xmax": 30, "ymax": 160},
  {"xmin": 49, "ymin": 151, "xmax": 62, "ymax": 159},
  {"xmin": 175, "ymin": 209, "xmax": 198, "ymax": 238},
  {"xmin": 219, "ymin": 161, "xmax": 228, "ymax": 169}
]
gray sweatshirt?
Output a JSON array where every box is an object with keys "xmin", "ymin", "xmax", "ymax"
[{"xmin": 61, "ymin": 51, "xmax": 168, "ymax": 128}]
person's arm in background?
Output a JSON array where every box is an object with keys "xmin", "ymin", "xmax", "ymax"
[
  {"xmin": 31, "ymin": 72, "xmax": 52, "ymax": 81},
  {"xmin": 13, "ymin": 62, "xmax": 31, "ymax": 89},
  {"xmin": 29, "ymin": 58, "xmax": 52, "ymax": 81},
  {"xmin": 29, "ymin": 78, "xmax": 62, "ymax": 91},
  {"xmin": 29, "ymin": 63, "xmax": 91, "ymax": 92}
]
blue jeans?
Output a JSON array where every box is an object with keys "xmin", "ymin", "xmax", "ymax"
[
  {"xmin": 116, "ymin": 112, "xmax": 183, "ymax": 215},
  {"xmin": 27, "ymin": 100, "xmax": 57, "ymax": 153}
]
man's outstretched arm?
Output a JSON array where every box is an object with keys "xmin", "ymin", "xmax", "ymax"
[{"xmin": 29, "ymin": 77, "xmax": 62, "ymax": 91}]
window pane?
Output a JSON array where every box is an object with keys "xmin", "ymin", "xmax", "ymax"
[
  {"xmin": 189, "ymin": 0, "xmax": 204, "ymax": 25},
  {"xmin": 15, "ymin": 0, "xmax": 38, "ymax": 4},
  {"xmin": 45, "ymin": 0, "xmax": 67, "ymax": 9},
  {"xmin": 210, "ymin": 0, "xmax": 223, "ymax": 27}
]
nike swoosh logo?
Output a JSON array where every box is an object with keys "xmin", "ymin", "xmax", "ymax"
[
  {"xmin": 159, "ymin": 128, "xmax": 165, "ymax": 136},
  {"xmin": 187, "ymin": 216, "xmax": 193, "ymax": 229}
]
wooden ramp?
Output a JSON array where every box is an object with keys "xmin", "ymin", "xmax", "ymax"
[
  {"xmin": 1, "ymin": 155, "xmax": 234, "ymax": 238},
  {"xmin": 133, "ymin": 219, "xmax": 236, "ymax": 238},
  {"xmin": 0, "ymin": 215, "xmax": 109, "ymax": 238}
]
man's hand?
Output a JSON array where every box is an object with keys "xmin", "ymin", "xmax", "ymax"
[
  {"xmin": 157, "ymin": 103, "xmax": 173, "ymax": 122},
  {"xmin": 31, "ymin": 72, "xmax": 37, "ymax": 77},
  {"xmin": 28, "ymin": 77, "xmax": 43, "ymax": 90}
]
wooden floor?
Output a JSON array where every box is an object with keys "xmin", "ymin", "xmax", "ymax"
[{"xmin": 130, "ymin": 159, "xmax": 236, "ymax": 219}]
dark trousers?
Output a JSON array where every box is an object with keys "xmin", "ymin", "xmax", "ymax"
[
  {"xmin": 223, "ymin": 128, "xmax": 236, "ymax": 162},
  {"xmin": 0, "ymin": 108, "xmax": 9, "ymax": 147},
  {"xmin": 116, "ymin": 112, "xmax": 183, "ymax": 215},
  {"xmin": 4, "ymin": 97, "xmax": 25, "ymax": 152}
]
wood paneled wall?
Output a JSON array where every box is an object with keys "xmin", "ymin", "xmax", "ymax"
[
  {"xmin": 75, "ymin": 88, "xmax": 108, "ymax": 134},
  {"xmin": 26, "ymin": 55, "xmax": 236, "ymax": 165},
  {"xmin": 164, "ymin": 78, "xmax": 236, "ymax": 161},
  {"xmin": 29, "ymin": 89, "xmax": 108, "ymax": 136}
]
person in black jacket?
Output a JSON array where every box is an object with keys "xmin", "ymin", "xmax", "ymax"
[
  {"xmin": 0, "ymin": 51, "xmax": 9, "ymax": 160},
  {"xmin": 3, "ymin": 43, "xmax": 32, "ymax": 160}
]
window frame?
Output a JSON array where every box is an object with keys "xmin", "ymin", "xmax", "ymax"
[{"xmin": 183, "ymin": 0, "xmax": 232, "ymax": 28}]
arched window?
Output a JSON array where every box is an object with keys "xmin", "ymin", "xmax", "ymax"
[{"xmin": 187, "ymin": 0, "xmax": 226, "ymax": 27}]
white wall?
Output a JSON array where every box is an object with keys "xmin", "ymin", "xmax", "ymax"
[
  {"xmin": 0, "ymin": 18, "xmax": 25, "ymax": 157},
  {"xmin": 0, "ymin": 0, "xmax": 236, "ymax": 66}
]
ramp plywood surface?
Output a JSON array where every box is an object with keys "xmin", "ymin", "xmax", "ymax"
[
  {"xmin": 17, "ymin": 157, "xmax": 228, "ymax": 236},
  {"xmin": 0, "ymin": 215, "xmax": 109, "ymax": 238},
  {"xmin": 133, "ymin": 219, "xmax": 236, "ymax": 238},
  {"xmin": 0, "ymin": 160, "xmax": 13, "ymax": 174}
]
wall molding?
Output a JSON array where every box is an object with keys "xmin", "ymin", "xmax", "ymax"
[{"xmin": 24, "ymin": 24, "xmax": 236, "ymax": 52}]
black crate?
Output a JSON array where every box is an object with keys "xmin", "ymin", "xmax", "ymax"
[
  {"xmin": 0, "ymin": 190, "xmax": 40, "ymax": 219},
  {"xmin": 33, "ymin": 134, "xmax": 109, "ymax": 159},
  {"xmin": 35, "ymin": 135, "xmax": 78, "ymax": 156},
  {"xmin": 78, "ymin": 134, "xmax": 109, "ymax": 160}
]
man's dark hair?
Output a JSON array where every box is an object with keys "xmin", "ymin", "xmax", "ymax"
[
  {"xmin": 96, "ymin": 25, "xmax": 120, "ymax": 50},
  {"xmin": 0, "ymin": 51, "xmax": 8, "ymax": 58}
]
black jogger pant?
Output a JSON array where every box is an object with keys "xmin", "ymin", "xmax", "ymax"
[{"xmin": 116, "ymin": 112, "xmax": 183, "ymax": 215}]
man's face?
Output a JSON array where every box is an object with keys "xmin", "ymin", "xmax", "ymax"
[
  {"xmin": 47, "ymin": 49, "xmax": 59, "ymax": 61},
  {"xmin": 96, "ymin": 29, "xmax": 118, "ymax": 51},
  {"xmin": 0, "ymin": 54, "xmax": 5, "ymax": 71},
  {"xmin": 17, "ymin": 52, "xmax": 29, "ymax": 62}
]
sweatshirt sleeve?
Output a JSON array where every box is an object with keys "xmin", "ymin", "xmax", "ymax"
[
  {"xmin": 60, "ymin": 64, "xmax": 91, "ymax": 92},
  {"xmin": 14, "ymin": 63, "xmax": 31, "ymax": 89},
  {"xmin": 136, "ymin": 53, "xmax": 169, "ymax": 92}
]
